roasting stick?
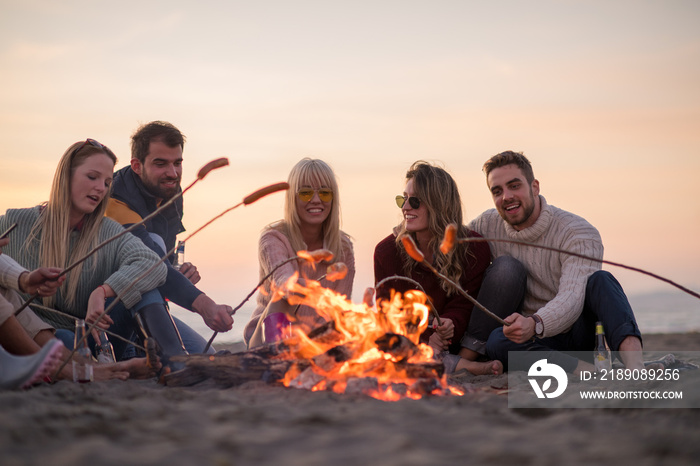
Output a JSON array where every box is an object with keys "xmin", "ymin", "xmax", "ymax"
[
  {"xmin": 374, "ymin": 275, "xmax": 440, "ymax": 325},
  {"xmin": 29, "ymin": 302, "xmax": 146, "ymax": 351},
  {"xmin": 202, "ymin": 249, "xmax": 338, "ymax": 352},
  {"xmin": 400, "ymin": 234, "xmax": 508, "ymax": 326},
  {"xmin": 52, "ymin": 181, "xmax": 289, "ymax": 379},
  {"xmin": 455, "ymin": 236, "xmax": 700, "ymax": 301},
  {"xmin": 14, "ymin": 158, "xmax": 231, "ymax": 317}
]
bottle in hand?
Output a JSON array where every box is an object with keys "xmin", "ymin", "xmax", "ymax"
[{"xmin": 173, "ymin": 241, "xmax": 185, "ymax": 270}]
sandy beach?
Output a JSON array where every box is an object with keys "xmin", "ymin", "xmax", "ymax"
[{"xmin": 1, "ymin": 332, "xmax": 698, "ymax": 466}]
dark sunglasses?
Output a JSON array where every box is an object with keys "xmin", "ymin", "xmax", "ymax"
[
  {"xmin": 297, "ymin": 189, "xmax": 333, "ymax": 203},
  {"xmin": 395, "ymin": 195, "xmax": 421, "ymax": 209},
  {"xmin": 72, "ymin": 138, "xmax": 111, "ymax": 157}
]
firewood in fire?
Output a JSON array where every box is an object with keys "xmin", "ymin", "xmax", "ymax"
[
  {"xmin": 374, "ymin": 333, "xmax": 420, "ymax": 363},
  {"xmin": 289, "ymin": 366, "xmax": 326, "ymax": 390},
  {"xmin": 409, "ymin": 377, "xmax": 443, "ymax": 396},
  {"xmin": 345, "ymin": 377, "xmax": 379, "ymax": 396},
  {"xmin": 312, "ymin": 342, "xmax": 359, "ymax": 372}
]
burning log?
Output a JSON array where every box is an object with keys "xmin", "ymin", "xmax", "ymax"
[
  {"xmin": 312, "ymin": 343, "xmax": 358, "ymax": 372},
  {"xmin": 344, "ymin": 377, "xmax": 379, "ymax": 396},
  {"xmin": 374, "ymin": 333, "xmax": 419, "ymax": 362},
  {"xmin": 164, "ymin": 351, "xmax": 306, "ymax": 388},
  {"xmin": 288, "ymin": 367, "xmax": 326, "ymax": 390}
]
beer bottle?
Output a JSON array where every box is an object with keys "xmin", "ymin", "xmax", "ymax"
[
  {"xmin": 95, "ymin": 330, "xmax": 116, "ymax": 363},
  {"xmin": 72, "ymin": 320, "xmax": 94, "ymax": 383},
  {"xmin": 173, "ymin": 241, "xmax": 185, "ymax": 270},
  {"xmin": 594, "ymin": 321, "xmax": 612, "ymax": 374}
]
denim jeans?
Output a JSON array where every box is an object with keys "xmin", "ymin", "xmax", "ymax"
[
  {"xmin": 54, "ymin": 289, "xmax": 214, "ymax": 360},
  {"xmin": 485, "ymin": 270, "xmax": 642, "ymax": 373},
  {"xmin": 460, "ymin": 255, "xmax": 527, "ymax": 355}
]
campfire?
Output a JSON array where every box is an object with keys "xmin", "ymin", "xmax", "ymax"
[{"xmin": 165, "ymin": 274, "xmax": 463, "ymax": 401}]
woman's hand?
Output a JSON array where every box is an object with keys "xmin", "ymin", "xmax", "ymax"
[
  {"xmin": 428, "ymin": 331, "xmax": 449, "ymax": 353},
  {"xmin": 86, "ymin": 286, "xmax": 114, "ymax": 330},
  {"xmin": 18, "ymin": 267, "xmax": 65, "ymax": 296},
  {"xmin": 434, "ymin": 317, "xmax": 454, "ymax": 340},
  {"xmin": 428, "ymin": 318, "xmax": 454, "ymax": 354}
]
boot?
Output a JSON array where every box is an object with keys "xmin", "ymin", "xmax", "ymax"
[{"xmin": 135, "ymin": 303, "xmax": 188, "ymax": 373}]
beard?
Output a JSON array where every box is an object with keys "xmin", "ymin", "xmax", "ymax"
[
  {"xmin": 499, "ymin": 188, "xmax": 536, "ymax": 228},
  {"xmin": 141, "ymin": 174, "xmax": 181, "ymax": 200}
]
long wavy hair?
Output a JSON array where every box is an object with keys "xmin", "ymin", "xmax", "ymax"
[
  {"xmin": 267, "ymin": 158, "xmax": 347, "ymax": 261},
  {"xmin": 26, "ymin": 140, "xmax": 117, "ymax": 307},
  {"xmin": 395, "ymin": 160, "xmax": 472, "ymax": 295}
]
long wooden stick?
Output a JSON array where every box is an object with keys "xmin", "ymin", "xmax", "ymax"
[
  {"xmin": 374, "ymin": 275, "xmax": 441, "ymax": 325},
  {"xmin": 458, "ymin": 237, "xmax": 700, "ymax": 300},
  {"xmin": 400, "ymin": 234, "xmax": 508, "ymax": 326},
  {"xmin": 202, "ymin": 248, "xmax": 335, "ymax": 352},
  {"xmin": 26, "ymin": 303, "xmax": 145, "ymax": 351},
  {"xmin": 14, "ymin": 158, "xmax": 230, "ymax": 317}
]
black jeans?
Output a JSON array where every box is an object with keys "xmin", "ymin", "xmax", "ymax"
[
  {"xmin": 460, "ymin": 255, "xmax": 527, "ymax": 355},
  {"xmin": 486, "ymin": 270, "xmax": 642, "ymax": 373}
]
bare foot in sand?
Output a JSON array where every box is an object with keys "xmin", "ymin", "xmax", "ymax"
[
  {"xmin": 93, "ymin": 357, "xmax": 161, "ymax": 381},
  {"xmin": 117, "ymin": 357, "xmax": 161, "ymax": 379},
  {"xmin": 93, "ymin": 364, "xmax": 129, "ymax": 381},
  {"xmin": 456, "ymin": 358, "xmax": 503, "ymax": 375}
]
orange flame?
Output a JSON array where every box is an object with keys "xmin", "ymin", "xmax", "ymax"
[{"xmin": 271, "ymin": 276, "xmax": 462, "ymax": 400}]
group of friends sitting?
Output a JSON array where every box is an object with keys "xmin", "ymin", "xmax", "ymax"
[{"xmin": 0, "ymin": 121, "xmax": 649, "ymax": 389}]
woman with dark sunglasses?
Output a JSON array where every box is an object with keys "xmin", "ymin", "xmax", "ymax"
[
  {"xmin": 244, "ymin": 158, "xmax": 355, "ymax": 348},
  {"xmin": 374, "ymin": 161, "xmax": 502, "ymax": 375},
  {"xmin": 0, "ymin": 139, "xmax": 190, "ymax": 379}
]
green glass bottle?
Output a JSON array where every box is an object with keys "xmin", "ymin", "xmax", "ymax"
[{"xmin": 594, "ymin": 321, "xmax": 612, "ymax": 374}]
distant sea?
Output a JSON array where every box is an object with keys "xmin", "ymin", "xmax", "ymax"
[{"xmin": 171, "ymin": 290, "xmax": 700, "ymax": 348}]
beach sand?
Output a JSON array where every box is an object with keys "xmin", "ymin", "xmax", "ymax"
[{"xmin": 1, "ymin": 332, "xmax": 698, "ymax": 465}]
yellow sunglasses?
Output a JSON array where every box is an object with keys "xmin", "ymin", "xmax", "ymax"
[{"xmin": 297, "ymin": 189, "xmax": 333, "ymax": 203}]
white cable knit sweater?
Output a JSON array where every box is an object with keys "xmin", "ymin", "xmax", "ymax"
[{"xmin": 468, "ymin": 196, "xmax": 603, "ymax": 337}]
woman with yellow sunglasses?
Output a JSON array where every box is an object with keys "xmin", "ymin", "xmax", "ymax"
[{"xmin": 244, "ymin": 158, "xmax": 355, "ymax": 348}]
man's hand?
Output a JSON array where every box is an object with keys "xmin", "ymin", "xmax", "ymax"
[
  {"xmin": 177, "ymin": 262, "xmax": 201, "ymax": 285},
  {"xmin": 0, "ymin": 237, "xmax": 9, "ymax": 250},
  {"xmin": 192, "ymin": 294, "xmax": 233, "ymax": 332},
  {"xmin": 503, "ymin": 313, "xmax": 535, "ymax": 344},
  {"xmin": 19, "ymin": 267, "xmax": 65, "ymax": 296}
]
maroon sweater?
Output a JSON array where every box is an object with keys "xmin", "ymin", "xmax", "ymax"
[{"xmin": 373, "ymin": 231, "xmax": 491, "ymax": 353}]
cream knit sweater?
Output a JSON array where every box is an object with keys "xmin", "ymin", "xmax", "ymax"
[{"xmin": 468, "ymin": 196, "xmax": 603, "ymax": 337}]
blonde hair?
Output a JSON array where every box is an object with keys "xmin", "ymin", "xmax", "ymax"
[
  {"xmin": 268, "ymin": 158, "xmax": 347, "ymax": 261},
  {"xmin": 395, "ymin": 160, "xmax": 472, "ymax": 295},
  {"xmin": 27, "ymin": 140, "xmax": 117, "ymax": 307}
]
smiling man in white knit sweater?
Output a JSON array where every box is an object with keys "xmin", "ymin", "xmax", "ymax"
[{"xmin": 462, "ymin": 151, "xmax": 646, "ymax": 375}]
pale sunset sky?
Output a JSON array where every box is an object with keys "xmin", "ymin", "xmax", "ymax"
[{"xmin": 1, "ymin": 1, "xmax": 699, "ymax": 341}]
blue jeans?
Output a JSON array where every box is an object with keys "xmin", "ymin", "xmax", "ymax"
[
  {"xmin": 486, "ymin": 270, "xmax": 642, "ymax": 373},
  {"xmin": 460, "ymin": 255, "xmax": 527, "ymax": 355},
  {"xmin": 54, "ymin": 290, "xmax": 214, "ymax": 360}
]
